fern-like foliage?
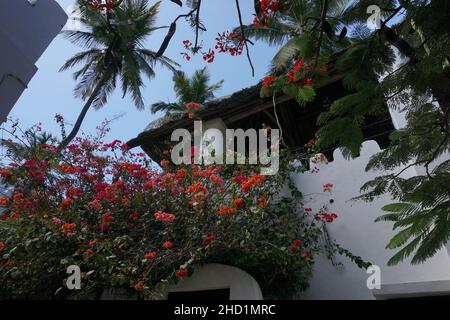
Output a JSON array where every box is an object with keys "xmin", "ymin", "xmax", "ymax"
[{"xmin": 245, "ymin": 0, "xmax": 450, "ymax": 264}]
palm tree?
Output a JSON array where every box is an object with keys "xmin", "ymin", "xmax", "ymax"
[
  {"xmin": 235, "ymin": 0, "xmax": 353, "ymax": 74},
  {"xmin": 150, "ymin": 67, "xmax": 223, "ymax": 114},
  {"xmin": 59, "ymin": 0, "xmax": 179, "ymax": 149}
]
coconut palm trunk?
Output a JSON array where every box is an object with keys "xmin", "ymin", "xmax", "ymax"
[{"xmin": 58, "ymin": 73, "xmax": 109, "ymax": 151}]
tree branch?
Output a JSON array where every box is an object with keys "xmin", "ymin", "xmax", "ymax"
[{"xmin": 235, "ymin": 0, "xmax": 255, "ymax": 77}]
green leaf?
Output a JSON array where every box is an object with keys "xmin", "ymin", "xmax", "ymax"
[
  {"xmin": 381, "ymin": 203, "xmax": 410, "ymax": 213},
  {"xmin": 296, "ymin": 86, "xmax": 316, "ymax": 104},
  {"xmin": 282, "ymin": 83, "xmax": 299, "ymax": 98}
]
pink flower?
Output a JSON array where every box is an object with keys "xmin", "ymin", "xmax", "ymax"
[{"xmin": 154, "ymin": 211, "xmax": 176, "ymax": 223}]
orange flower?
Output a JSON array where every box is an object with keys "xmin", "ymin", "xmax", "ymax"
[
  {"xmin": 257, "ymin": 196, "xmax": 269, "ymax": 208},
  {"xmin": 0, "ymin": 196, "xmax": 9, "ymax": 206},
  {"xmin": 134, "ymin": 281, "xmax": 143, "ymax": 291},
  {"xmin": 218, "ymin": 206, "xmax": 237, "ymax": 217},
  {"xmin": 241, "ymin": 174, "xmax": 266, "ymax": 193},
  {"xmin": 186, "ymin": 182, "xmax": 206, "ymax": 193},
  {"xmin": 176, "ymin": 168, "xmax": 187, "ymax": 179},
  {"xmin": 61, "ymin": 223, "xmax": 76, "ymax": 233},
  {"xmin": 163, "ymin": 241, "xmax": 173, "ymax": 249},
  {"xmin": 0, "ymin": 169, "xmax": 12, "ymax": 180}
]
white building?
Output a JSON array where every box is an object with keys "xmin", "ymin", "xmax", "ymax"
[
  {"xmin": 0, "ymin": 0, "xmax": 67, "ymax": 123},
  {"xmin": 128, "ymin": 58, "xmax": 450, "ymax": 299}
]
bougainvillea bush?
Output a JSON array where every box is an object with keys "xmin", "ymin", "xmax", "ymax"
[{"xmin": 0, "ymin": 120, "xmax": 364, "ymax": 299}]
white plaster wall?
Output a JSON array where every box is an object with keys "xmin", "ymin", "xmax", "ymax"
[
  {"xmin": 163, "ymin": 264, "xmax": 263, "ymax": 300},
  {"xmin": 294, "ymin": 141, "xmax": 450, "ymax": 299}
]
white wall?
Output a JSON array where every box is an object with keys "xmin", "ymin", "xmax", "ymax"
[
  {"xmin": 294, "ymin": 141, "xmax": 450, "ymax": 299},
  {"xmin": 163, "ymin": 264, "xmax": 263, "ymax": 300}
]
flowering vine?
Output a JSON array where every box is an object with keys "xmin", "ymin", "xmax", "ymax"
[{"xmin": 0, "ymin": 119, "xmax": 369, "ymax": 299}]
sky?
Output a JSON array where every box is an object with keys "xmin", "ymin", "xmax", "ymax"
[{"xmin": 8, "ymin": 0, "xmax": 279, "ymax": 146}]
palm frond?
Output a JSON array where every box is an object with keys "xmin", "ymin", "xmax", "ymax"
[
  {"xmin": 60, "ymin": 49, "xmax": 102, "ymax": 72},
  {"xmin": 150, "ymin": 102, "xmax": 183, "ymax": 114}
]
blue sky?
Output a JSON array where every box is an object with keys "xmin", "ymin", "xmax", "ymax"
[{"xmin": 9, "ymin": 0, "xmax": 279, "ymax": 145}]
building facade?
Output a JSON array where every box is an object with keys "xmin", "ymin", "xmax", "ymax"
[
  {"xmin": 129, "ymin": 56, "xmax": 450, "ymax": 300},
  {"xmin": 0, "ymin": 0, "xmax": 67, "ymax": 123}
]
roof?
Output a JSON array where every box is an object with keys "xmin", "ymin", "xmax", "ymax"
[
  {"xmin": 127, "ymin": 84, "xmax": 265, "ymax": 148},
  {"xmin": 127, "ymin": 73, "xmax": 344, "ymax": 151}
]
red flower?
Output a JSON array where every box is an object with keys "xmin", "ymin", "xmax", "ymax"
[
  {"xmin": 233, "ymin": 174, "xmax": 246, "ymax": 184},
  {"xmin": 102, "ymin": 212, "xmax": 114, "ymax": 224},
  {"xmin": 154, "ymin": 211, "xmax": 176, "ymax": 223},
  {"xmin": 314, "ymin": 213, "xmax": 338, "ymax": 223},
  {"xmin": 100, "ymin": 223, "xmax": 110, "ymax": 232},
  {"xmin": 176, "ymin": 168, "xmax": 187, "ymax": 179},
  {"xmin": 215, "ymin": 31, "xmax": 245, "ymax": 57},
  {"xmin": 61, "ymin": 198, "xmax": 74, "ymax": 210},
  {"xmin": 269, "ymin": 0, "xmax": 282, "ymax": 12},
  {"xmin": 203, "ymin": 234, "xmax": 216, "ymax": 245},
  {"xmin": 163, "ymin": 241, "xmax": 174, "ymax": 249},
  {"xmin": 261, "ymin": 75, "xmax": 278, "ymax": 87},
  {"xmin": 175, "ymin": 268, "xmax": 188, "ymax": 278},
  {"xmin": 294, "ymin": 239, "xmax": 302, "ymax": 245},
  {"xmin": 232, "ymin": 198, "xmax": 245, "ymax": 208},
  {"xmin": 144, "ymin": 251, "xmax": 157, "ymax": 260},
  {"xmin": 323, "ymin": 183, "xmax": 334, "ymax": 192},
  {"xmin": 302, "ymin": 78, "xmax": 313, "ymax": 87},
  {"xmin": 128, "ymin": 213, "xmax": 140, "ymax": 220},
  {"xmin": 182, "ymin": 40, "xmax": 192, "ymax": 49},
  {"xmin": 0, "ymin": 242, "xmax": 5, "ymax": 251},
  {"xmin": 66, "ymin": 187, "xmax": 83, "ymax": 199},
  {"xmin": 160, "ymin": 159, "xmax": 170, "ymax": 167},
  {"xmin": 86, "ymin": 200, "xmax": 102, "ymax": 211},
  {"xmin": 253, "ymin": 15, "xmax": 269, "ymax": 28}
]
